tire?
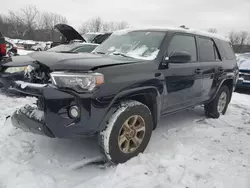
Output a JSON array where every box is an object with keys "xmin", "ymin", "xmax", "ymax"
[
  {"xmin": 99, "ymin": 100, "xmax": 153, "ymax": 164},
  {"xmin": 37, "ymin": 48, "xmax": 41, "ymax": 51},
  {"xmin": 204, "ymin": 85, "xmax": 230, "ymax": 118}
]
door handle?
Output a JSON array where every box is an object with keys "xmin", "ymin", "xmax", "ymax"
[{"xmin": 195, "ymin": 68, "xmax": 202, "ymax": 74}]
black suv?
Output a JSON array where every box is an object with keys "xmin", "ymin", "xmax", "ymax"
[{"xmin": 10, "ymin": 28, "xmax": 238, "ymax": 164}]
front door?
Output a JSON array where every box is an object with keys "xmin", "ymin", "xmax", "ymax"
[{"xmin": 161, "ymin": 34, "xmax": 203, "ymax": 114}]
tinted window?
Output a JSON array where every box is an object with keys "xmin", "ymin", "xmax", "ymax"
[
  {"xmin": 221, "ymin": 42, "xmax": 235, "ymax": 60},
  {"xmin": 74, "ymin": 45, "xmax": 97, "ymax": 53},
  {"xmin": 198, "ymin": 37, "xmax": 217, "ymax": 62},
  {"xmin": 168, "ymin": 35, "xmax": 197, "ymax": 62}
]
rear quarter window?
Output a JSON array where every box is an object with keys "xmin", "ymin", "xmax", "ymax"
[{"xmin": 221, "ymin": 41, "xmax": 236, "ymax": 60}]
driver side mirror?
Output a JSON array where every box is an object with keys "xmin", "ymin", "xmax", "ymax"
[{"xmin": 164, "ymin": 51, "xmax": 191, "ymax": 65}]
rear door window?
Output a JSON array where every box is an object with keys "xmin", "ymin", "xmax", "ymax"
[
  {"xmin": 198, "ymin": 37, "xmax": 219, "ymax": 62},
  {"xmin": 168, "ymin": 34, "xmax": 197, "ymax": 62}
]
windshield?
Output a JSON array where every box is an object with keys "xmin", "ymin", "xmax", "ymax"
[
  {"xmin": 94, "ymin": 31, "xmax": 166, "ymax": 60},
  {"xmin": 83, "ymin": 33, "xmax": 99, "ymax": 42}
]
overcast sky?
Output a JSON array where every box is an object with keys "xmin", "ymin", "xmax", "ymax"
[{"xmin": 0, "ymin": 0, "xmax": 249, "ymax": 35}]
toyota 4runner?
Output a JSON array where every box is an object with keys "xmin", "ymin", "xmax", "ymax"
[{"xmin": 9, "ymin": 27, "xmax": 238, "ymax": 164}]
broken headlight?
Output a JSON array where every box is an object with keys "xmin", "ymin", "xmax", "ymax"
[
  {"xmin": 50, "ymin": 72, "xmax": 104, "ymax": 92},
  {"xmin": 5, "ymin": 66, "xmax": 26, "ymax": 73}
]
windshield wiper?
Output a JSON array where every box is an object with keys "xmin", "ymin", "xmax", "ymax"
[{"xmin": 112, "ymin": 52, "xmax": 133, "ymax": 59}]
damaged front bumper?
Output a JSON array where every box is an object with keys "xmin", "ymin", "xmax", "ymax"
[
  {"xmin": 10, "ymin": 81, "xmax": 109, "ymax": 138},
  {"xmin": 11, "ymin": 105, "xmax": 54, "ymax": 137}
]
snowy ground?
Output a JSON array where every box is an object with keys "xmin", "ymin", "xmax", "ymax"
[
  {"xmin": 0, "ymin": 92, "xmax": 250, "ymax": 188},
  {"xmin": 17, "ymin": 49, "xmax": 33, "ymax": 56}
]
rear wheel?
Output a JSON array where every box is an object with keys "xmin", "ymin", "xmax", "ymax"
[
  {"xmin": 204, "ymin": 85, "xmax": 230, "ymax": 118},
  {"xmin": 99, "ymin": 100, "xmax": 153, "ymax": 164}
]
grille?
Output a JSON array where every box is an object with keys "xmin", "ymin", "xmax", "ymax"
[{"xmin": 242, "ymin": 75, "xmax": 250, "ymax": 81}]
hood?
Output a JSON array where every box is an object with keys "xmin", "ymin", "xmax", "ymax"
[
  {"xmin": 54, "ymin": 24, "xmax": 86, "ymax": 42},
  {"xmin": 1, "ymin": 54, "xmax": 35, "ymax": 67},
  {"xmin": 238, "ymin": 59, "xmax": 250, "ymax": 71},
  {"xmin": 2, "ymin": 51, "xmax": 141, "ymax": 71}
]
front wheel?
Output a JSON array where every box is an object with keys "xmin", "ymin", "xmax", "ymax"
[
  {"xmin": 99, "ymin": 100, "xmax": 153, "ymax": 164},
  {"xmin": 204, "ymin": 85, "xmax": 230, "ymax": 118}
]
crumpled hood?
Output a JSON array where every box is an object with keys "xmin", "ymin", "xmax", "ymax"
[{"xmin": 2, "ymin": 51, "xmax": 141, "ymax": 71}]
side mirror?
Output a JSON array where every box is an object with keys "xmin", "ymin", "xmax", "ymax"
[{"xmin": 167, "ymin": 51, "xmax": 191, "ymax": 64}]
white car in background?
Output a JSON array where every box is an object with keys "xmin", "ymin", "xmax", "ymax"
[{"xmin": 31, "ymin": 42, "xmax": 47, "ymax": 51}]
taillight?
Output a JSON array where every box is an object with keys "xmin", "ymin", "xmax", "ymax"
[{"xmin": 0, "ymin": 43, "xmax": 6, "ymax": 56}]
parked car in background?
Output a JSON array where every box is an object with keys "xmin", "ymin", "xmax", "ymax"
[
  {"xmin": 31, "ymin": 42, "xmax": 47, "ymax": 51},
  {"xmin": 5, "ymin": 38, "xmax": 18, "ymax": 56},
  {"xmin": 83, "ymin": 32, "xmax": 112, "ymax": 44},
  {"xmin": 47, "ymin": 42, "xmax": 98, "ymax": 53},
  {"xmin": 0, "ymin": 32, "xmax": 6, "ymax": 61},
  {"xmin": 51, "ymin": 24, "xmax": 111, "ymax": 48},
  {"xmin": 236, "ymin": 53, "xmax": 250, "ymax": 89},
  {"xmin": 2, "ymin": 27, "xmax": 238, "ymax": 164},
  {"xmin": 23, "ymin": 40, "xmax": 36, "ymax": 50}
]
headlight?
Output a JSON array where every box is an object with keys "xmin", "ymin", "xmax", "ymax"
[
  {"xmin": 5, "ymin": 66, "xmax": 26, "ymax": 73},
  {"xmin": 50, "ymin": 72, "xmax": 104, "ymax": 92}
]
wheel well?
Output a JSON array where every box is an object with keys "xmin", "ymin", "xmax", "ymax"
[
  {"xmin": 222, "ymin": 79, "xmax": 233, "ymax": 102},
  {"xmin": 125, "ymin": 94, "xmax": 158, "ymax": 130}
]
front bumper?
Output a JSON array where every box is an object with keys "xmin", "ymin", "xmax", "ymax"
[
  {"xmin": 10, "ymin": 81, "xmax": 111, "ymax": 138},
  {"xmin": 11, "ymin": 105, "xmax": 54, "ymax": 137},
  {"xmin": 236, "ymin": 76, "xmax": 250, "ymax": 89},
  {"xmin": 0, "ymin": 71, "xmax": 25, "ymax": 91}
]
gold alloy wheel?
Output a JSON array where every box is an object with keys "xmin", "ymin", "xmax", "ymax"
[
  {"xmin": 118, "ymin": 115, "xmax": 146, "ymax": 154},
  {"xmin": 217, "ymin": 91, "xmax": 227, "ymax": 113}
]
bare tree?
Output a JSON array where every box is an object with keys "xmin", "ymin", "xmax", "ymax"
[
  {"xmin": 80, "ymin": 17, "xmax": 129, "ymax": 34},
  {"xmin": 40, "ymin": 12, "xmax": 68, "ymax": 40},
  {"xmin": 238, "ymin": 31, "xmax": 249, "ymax": 52},
  {"xmin": 19, "ymin": 5, "xmax": 39, "ymax": 38},
  {"xmin": 229, "ymin": 31, "xmax": 240, "ymax": 45},
  {"xmin": 208, "ymin": 28, "xmax": 217, "ymax": 33},
  {"xmin": 103, "ymin": 21, "xmax": 129, "ymax": 31},
  {"xmin": 229, "ymin": 31, "xmax": 249, "ymax": 53},
  {"xmin": 6, "ymin": 11, "xmax": 26, "ymax": 37},
  {"xmin": 80, "ymin": 17, "xmax": 103, "ymax": 34}
]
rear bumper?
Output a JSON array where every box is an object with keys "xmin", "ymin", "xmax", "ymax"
[{"xmin": 10, "ymin": 81, "xmax": 111, "ymax": 138}]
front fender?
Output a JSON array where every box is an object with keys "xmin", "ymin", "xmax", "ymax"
[{"xmin": 98, "ymin": 86, "xmax": 161, "ymax": 131}]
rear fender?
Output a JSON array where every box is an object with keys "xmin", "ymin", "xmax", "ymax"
[{"xmin": 208, "ymin": 78, "xmax": 234, "ymax": 103}]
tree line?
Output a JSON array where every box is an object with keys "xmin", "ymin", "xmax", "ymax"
[
  {"xmin": 208, "ymin": 28, "xmax": 250, "ymax": 53},
  {"xmin": 0, "ymin": 5, "xmax": 249, "ymax": 53},
  {"xmin": 0, "ymin": 5, "xmax": 129, "ymax": 42}
]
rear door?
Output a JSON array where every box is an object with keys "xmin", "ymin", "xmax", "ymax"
[
  {"xmin": 196, "ymin": 37, "xmax": 223, "ymax": 101},
  {"xmin": 161, "ymin": 33, "xmax": 203, "ymax": 113}
]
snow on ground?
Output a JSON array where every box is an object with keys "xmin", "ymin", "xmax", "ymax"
[
  {"xmin": 17, "ymin": 49, "xmax": 33, "ymax": 56},
  {"xmin": 0, "ymin": 92, "xmax": 250, "ymax": 188}
]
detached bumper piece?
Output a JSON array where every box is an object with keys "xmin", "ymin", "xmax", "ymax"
[{"xmin": 11, "ymin": 105, "xmax": 54, "ymax": 137}]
